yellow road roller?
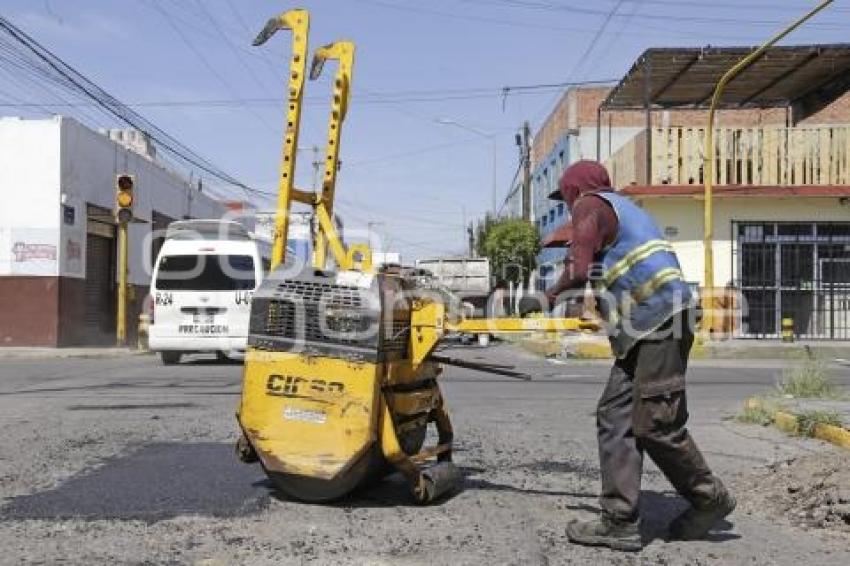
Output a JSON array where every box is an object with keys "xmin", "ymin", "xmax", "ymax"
[{"xmin": 235, "ymin": 8, "xmax": 589, "ymax": 504}]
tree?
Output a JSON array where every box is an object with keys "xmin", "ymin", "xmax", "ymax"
[{"xmin": 480, "ymin": 217, "xmax": 540, "ymax": 287}]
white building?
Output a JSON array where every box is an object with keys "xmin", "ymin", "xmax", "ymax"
[{"xmin": 0, "ymin": 116, "xmax": 226, "ymax": 346}]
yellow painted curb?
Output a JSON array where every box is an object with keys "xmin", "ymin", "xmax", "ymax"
[
  {"xmin": 517, "ymin": 338, "xmax": 561, "ymax": 357},
  {"xmin": 744, "ymin": 397, "xmax": 849, "ymax": 449},
  {"xmin": 573, "ymin": 341, "xmax": 613, "ymax": 359},
  {"xmin": 516, "ymin": 336, "xmax": 613, "ymax": 359},
  {"xmin": 773, "ymin": 411, "xmax": 799, "ymax": 435},
  {"xmin": 812, "ymin": 422, "xmax": 850, "ymax": 448}
]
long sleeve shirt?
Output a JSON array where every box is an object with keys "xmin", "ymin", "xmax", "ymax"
[{"xmin": 548, "ymin": 193, "xmax": 619, "ymax": 295}]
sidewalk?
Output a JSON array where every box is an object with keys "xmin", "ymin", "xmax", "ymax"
[
  {"xmin": 702, "ymin": 339, "xmax": 850, "ymax": 361},
  {"xmin": 517, "ymin": 332, "xmax": 850, "ymax": 361},
  {"xmin": 0, "ymin": 347, "xmax": 148, "ymax": 360}
]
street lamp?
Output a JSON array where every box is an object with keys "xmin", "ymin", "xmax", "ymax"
[{"xmin": 435, "ymin": 118, "xmax": 498, "ymax": 216}]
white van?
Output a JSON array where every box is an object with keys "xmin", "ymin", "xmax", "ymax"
[{"xmin": 148, "ymin": 220, "xmax": 268, "ymax": 365}]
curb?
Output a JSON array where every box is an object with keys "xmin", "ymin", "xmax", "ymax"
[
  {"xmin": 0, "ymin": 349, "xmax": 150, "ymax": 361},
  {"xmin": 570, "ymin": 341, "xmax": 613, "ymax": 359},
  {"xmin": 744, "ymin": 397, "xmax": 850, "ymax": 449},
  {"xmin": 516, "ymin": 336, "xmax": 615, "ymax": 359}
]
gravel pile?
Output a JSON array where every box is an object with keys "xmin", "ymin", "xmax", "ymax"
[{"xmin": 738, "ymin": 451, "xmax": 850, "ymax": 533}]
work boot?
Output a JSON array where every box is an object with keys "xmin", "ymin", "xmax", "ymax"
[
  {"xmin": 566, "ymin": 515, "xmax": 642, "ymax": 552},
  {"xmin": 668, "ymin": 486, "xmax": 736, "ymax": 540}
]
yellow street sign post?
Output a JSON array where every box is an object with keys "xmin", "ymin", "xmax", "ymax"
[{"xmin": 702, "ymin": 0, "xmax": 833, "ymax": 334}]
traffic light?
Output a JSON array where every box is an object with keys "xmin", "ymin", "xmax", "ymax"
[{"xmin": 116, "ymin": 174, "xmax": 134, "ymax": 224}]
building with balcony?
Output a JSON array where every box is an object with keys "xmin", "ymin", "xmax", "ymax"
[{"xmin": 600, "ymin": 45, "xmax": 850, "ymax": 339}]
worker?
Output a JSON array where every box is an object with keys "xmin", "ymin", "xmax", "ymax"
[{"xmin": 542, "ymin": 160, "xmax": 735, "ymax": 552}]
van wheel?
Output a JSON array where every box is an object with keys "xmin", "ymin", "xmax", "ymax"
[
  {"xmin": 215, "ymin": 350, "xmax": 230, "ymax": 363},
  {"xmin": 160, "ymin": 351, "xmax": 181, "ymax": 365}
]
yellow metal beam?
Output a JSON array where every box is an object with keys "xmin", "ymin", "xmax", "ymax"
[
  {"xmin": 409, "ymin": 301, "xmax": 446, "ymax": 366},
  {"xmin": 315, "ymin": 200, "xmax": 353, "ymax": 270},
  {"xmin": 702, "ymin": 0, "xmax": 833, "ymax": 331},
  {"xmin": 253, "ymin": 9, "xmax": 310, "ymax": 270},
  {"xmin": 291, "ymin": 187, "xmax": 317, "ymax": 204},
  {"xmin": 309, "ymin": 41, "xmax": 355, "ymax": 270},
  {"xmin": 448, "ymin": 317, "xmax": 594, "ymax": 334}
]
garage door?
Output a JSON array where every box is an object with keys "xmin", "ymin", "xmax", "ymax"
[{"xmin": 84, "ymin": 222, "xmax": 116, "ymax": 345}]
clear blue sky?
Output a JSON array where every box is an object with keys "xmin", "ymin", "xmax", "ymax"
[{"xmin": 2, "ymin": 0, "xmax": 848, "ymax": 260}]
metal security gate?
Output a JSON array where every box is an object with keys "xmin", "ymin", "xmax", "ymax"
[
  {"xmin": 733, "ymin": 221, "xmax": 850, "ymax": 339},
  {"xmin": 85, "ymin": 206, "xmax": 116, "ymax": 345}
]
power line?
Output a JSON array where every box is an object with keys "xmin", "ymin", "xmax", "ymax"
[
  {"xmin": 585, "ymin": 0, "xmax": 645, "ymax": 72},
  {"xmin": 497, "ymin": 159, "xmax": 524, "ymax": 217},
  {"xmin": 0, "ymin": 76, "xmax": 620, "ymax": 111},
  {"xmin": 0, "ymin": 14, "xmax": 271, "ymax": 201},
  {"xmin": 355, "ymin": 0, "xmax": 591, "ymax": 33},
  {"xmin": 601, "ymin": 0, "xmax": 848, "ymax": 11},
  {"xmin": 144, "ymin": 0, "xmax": 279, "ymax": 138},
  {"xmin": 568, "ymin": 0, "xmax": 626, "ymax": 80},
  {"xmin": 215, "ymin": 0, "xmax": 324, "ymax": 147},
  {"xmin": 528, "ymin": 0, "xmax": 625, "ymax": 127},
  {"xmin": 355, "ymin": 0, "xmax": 797, "ymax": 41},
  {"xmin": 192, "ymin": 0, "xmax": 279, "ymax": 97},
  {"xmin": 0, "ymin": 91, "xmax": 561, "ymax": 108},
  {"xmin": 460, "ymin": 0, "xmax": 847, "ymax": 30}
]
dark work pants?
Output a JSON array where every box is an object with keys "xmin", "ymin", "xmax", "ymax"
[{"xmin": 596, "ymin": 318, "xmax": 722, "ymax": 521}]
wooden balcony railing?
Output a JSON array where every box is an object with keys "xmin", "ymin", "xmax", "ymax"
[{"xmin": 606, "ymin": 126, "xmax": 850, "ymax": 187}]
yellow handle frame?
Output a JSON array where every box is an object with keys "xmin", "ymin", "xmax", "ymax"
[
  {"xmin": 253, "ymin": 9, "xmax": 310, "ymax": 270},
  {"xmin": 310, "ymin": 41, "xmax": 357, "ymax": 270},
  {"xmin": 701, "ymin": 0, "xmax": 833, "ymax": 331},
  {"xmin": 256, "ymin": 16, "xmax": 365, "ymax": 273},
  {"xmin": 408, "ymin": 300, "xmax": 594, "ymax": 365}
]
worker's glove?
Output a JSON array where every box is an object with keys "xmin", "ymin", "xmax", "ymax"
[{"xmin": 517, "ymin": 294, "xmax": 550, "ymax": 317}]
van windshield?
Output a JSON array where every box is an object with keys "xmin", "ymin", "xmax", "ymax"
[{"xmin": 155, "ymin": 254, "xmax": 255, "ymax": 291}]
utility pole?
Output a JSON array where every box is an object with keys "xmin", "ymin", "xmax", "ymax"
[
  {"xmin": 311, "ymin": 145, "xmax": 321, "ymax": 191},
  {"xmin": 491, "ymin": 142, "xmax": 498, "ymax": 215},
  {"xmin": 467, "ymin": 222, "xmax": 475, "ymax": 257},
  {"xmin": 521, "ymin": 121, "xmax": 531, "ymax": 222}
]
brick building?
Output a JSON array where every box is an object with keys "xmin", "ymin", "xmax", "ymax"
[{"xmin": 517, "ymin": 44, "xmax": 850, "ymax": 339}]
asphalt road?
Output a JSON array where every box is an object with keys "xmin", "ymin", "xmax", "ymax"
[{"xmin": 0, "ymin": 344, "xmax": 848, "ymax": 565}]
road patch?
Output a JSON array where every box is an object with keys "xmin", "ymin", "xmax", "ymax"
[{"xmin": 0, "ymin": 442, "xmax": 269, "ymax": 521}]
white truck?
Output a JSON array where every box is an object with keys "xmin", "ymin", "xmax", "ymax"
[{"xmin": 415, "ymin": 257, "xmax": 493, "ymax": 345}]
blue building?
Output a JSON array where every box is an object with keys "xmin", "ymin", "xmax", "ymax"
[{"xmin": 532, "ymin": 133, "xmax": 571, "ymax": 291}]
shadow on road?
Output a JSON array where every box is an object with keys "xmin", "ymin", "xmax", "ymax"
[
  {"xmin": 638, "ymin": 491, "xmax": 739, "ymax": 545},
  {"xmin": 264, "ymin": 464, "xmax": 600, "ymax": 509}
]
